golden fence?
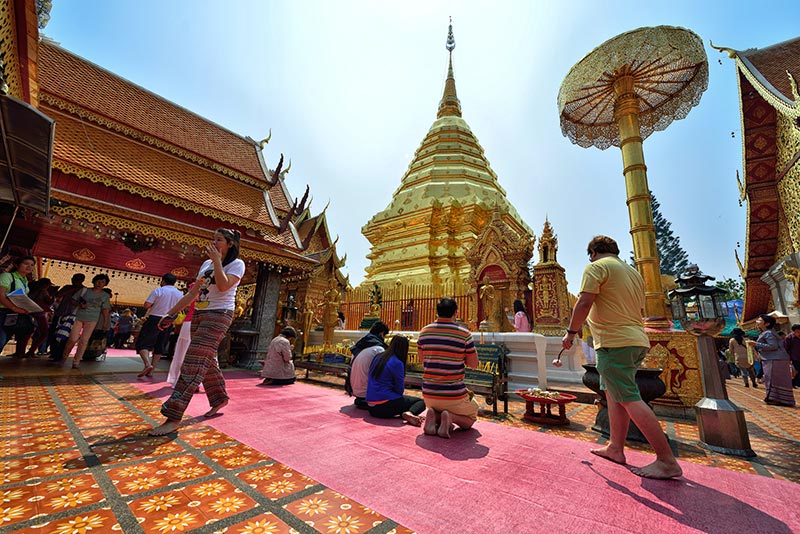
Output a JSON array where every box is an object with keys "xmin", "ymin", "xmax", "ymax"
[{"xmin": 339, "ymin": 280, "xmax": 473, "ymax": 332}]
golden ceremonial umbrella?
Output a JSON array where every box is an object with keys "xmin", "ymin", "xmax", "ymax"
[{"xmin": 558, "ymin": 26, "xmax": 708, "ymax": 325}]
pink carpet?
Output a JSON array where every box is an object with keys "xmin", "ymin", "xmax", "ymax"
[{"xmin": 131, "ymin": 373, "xmax": 799, "ymax": 534}]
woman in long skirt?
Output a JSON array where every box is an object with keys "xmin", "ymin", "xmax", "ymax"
[
  {"xmin": 149, "ymin": 228, "xmax": 245, "ymax": 435},
  {"xmin": 748, "ymin": 314, "xmax": 796, "ymax": 406}
]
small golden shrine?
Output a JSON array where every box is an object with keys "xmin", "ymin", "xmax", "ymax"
[
  {"xmin": 361, "ymin": 21, "xmax": 532, "ymax": 287},
  {"xmin": 465, "ymin": 210, "xmax": 533, "ymax": 330},
  {"xmin": 531, "ymin": 219, "xmax": 571, "ymax": 335}
]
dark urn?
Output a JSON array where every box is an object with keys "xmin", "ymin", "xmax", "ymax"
[{"xmin": 582, "ymin": 364, "xmax": 667, "ymax": 443}]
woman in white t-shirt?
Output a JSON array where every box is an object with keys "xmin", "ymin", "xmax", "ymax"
[{"xmin": 149, "ymin": 228, "xmax": 245, "ymax": 436}]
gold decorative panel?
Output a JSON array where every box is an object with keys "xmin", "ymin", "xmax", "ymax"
[
  {"xmin": 644, "ymin": 330, "xmax": 702, "ymax": 408},
  {"xmin": 776, "ymin": 112, "xmax": 800, "ymax": 258},
  {"xmin": 0, "ymin": 0, "xmax": 23, "ymax": 98},
  {"xmin": 72, "ymin": 248, "xmax": 96, "ymax": 262}
]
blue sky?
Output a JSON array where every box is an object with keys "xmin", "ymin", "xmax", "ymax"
[{"xmin": 43, "ymin": 1, "xmax": 798, "ymax": 293}]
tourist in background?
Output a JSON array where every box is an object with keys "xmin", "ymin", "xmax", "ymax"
[
  {"xmin": 260, "ymin": 326, "xmax": 297, "ymax": 386},
  {"xmin": 336, "ymin": 311, "xmax": 346, "ymax": 330},
  {"xmin": 346, "ymin": 321, "xmax": 389, "ymax": 409},
  {"xmin": 748, "ymin": 314, "xmax": 796, "ymax": 406},
  {"xmin": 730, "ymin": 328, "xmax": 757, "ymax": 388},
  {"xmin": 418, "ymin": 298, "xmax": 479, "ymax": 438},
  {"xmin": 64, "ymin": 273, "xmax": 111, "ymax": 369},
  {"xmin": 784, "ymin": 324, "xmax": 800, "ymax": 389},
  {"xmin": 135, "ymin": 273, "xmax": 183, "ymax": 378},
  {"xmin": 17, "ymin": 278, "xmax": 55, "ymax": 358},
  {"xmin": 511, "ymin": 299, "xmax": 531, "ymax": 332},
  {"xmin": 0, "ymin": 255, "xmax": 35, "ymax": 355},
  {"xmin": 49, "ymin": 273, "xmax": 86, "ymax": 361},
  {"xmin": 166, "ymin": 291, "xmax": 195, "ymax": 388},
  {"xmin": 562, "ymin": 235, "xmax": 682, "ymax": 479},
  {"xmin": 149, "ymin": 228, "xmax": 244, "ymax": 436},
  {"xmin": 114, "ymin": 309, "xmax": 134, "ymax": 348},
  {"xmin": 366, "ymin": 335, "xmax": 426, "ymax": 425}
]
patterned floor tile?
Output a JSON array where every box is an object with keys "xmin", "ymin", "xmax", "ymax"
[
  {"xmin": 284, "ymin": 488, "xmax": 390, "ymax": 533},
  {"xmin": 180, "ymin": 427, "xmax": 235, "ymax": 449},
  {"xmin": 12, "ymin": 507, "xmax": 119, "ymax": 533},
  {"xmin": 203, "ymin": 443, "xmax": 273, "ymax": 469},
  {"xmin": 91, "ymin": 437, "xmax": 184, "ymax": 465},
  {"xmin": 237, "ymin": 463, "xmax": 316, "ymax": 500},
  {"xmin": 129, "ymin": 479, "xmax": 260, "ymax": 533},
  {"xmin": 81, "ymin": 424, "xmax": 153, "ymax": 445},
  {"xmin": 106, "ymin": 454, "xmax": 215, "ymax": 496},
  {"xmin": 218, "ymin": 511, "xmax": 297, "ymax": 533},
  {"xmin": 0, "ymin": 431, "xmax": 76, "ymax": 456}
]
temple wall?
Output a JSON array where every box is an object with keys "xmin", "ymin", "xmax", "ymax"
[{"xmin": 775, "ymin": 112, "xmax": 800, "ymax": 259}]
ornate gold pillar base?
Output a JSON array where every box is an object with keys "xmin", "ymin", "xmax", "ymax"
[{"xmin": 644, "ymin": 329, "xmax": 703, "ymax": 419}]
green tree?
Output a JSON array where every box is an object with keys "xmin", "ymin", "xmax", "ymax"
[
  {"xmin": 716, "ymin": 276, "xmax": 744, "ymax": 300},
  {"xmin": 628, "ymin": 192, "xmax": 692, "ymax": 274}
]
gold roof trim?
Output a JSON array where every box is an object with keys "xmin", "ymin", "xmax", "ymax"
[
  {"xmin": 41, "ymin": 92, "xmax": 269, "ymax": 186},
  {"xmin": 714, "ymin": 44, "xmax": 800, "ymax": 118},
  {"xmin": 51, "ymin": 205, "xmax": 313, "ymax": 270},
  {"xmin": 53, "ymin": 160, "xmax": 277, "ymax": 234}
]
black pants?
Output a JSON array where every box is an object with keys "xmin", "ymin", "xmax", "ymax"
[
  {"xmin": 264, "ymin": 376, "xmax": 296, "ymax": 385},
  {"xmin": 792, "ymin": 360, "xmax": 800, "ymax": 388},
  {"xmin": 354, "ymin": 397, "xmax": 369, "ymax": 410},
  {"xmin": 368, "ymin": 396, "xmax": 425, "ymax": 419}
]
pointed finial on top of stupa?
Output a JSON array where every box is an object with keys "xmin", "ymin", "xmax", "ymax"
[
  {"xmin": 446, "ymin": 16, "xmax": 456, "ymax": 53},
  {"xmin": 438, "ymin": 17, "xmax": 462, "ymax": 118}
]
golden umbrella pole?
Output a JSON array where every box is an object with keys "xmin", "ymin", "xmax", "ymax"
[
  {"xmin": 558, "ymin": 26, "xmax": 708, "ymax": 328},
  {"xmin": 613, "ymin": 73, "xmax": 668, "ymax": 323}
]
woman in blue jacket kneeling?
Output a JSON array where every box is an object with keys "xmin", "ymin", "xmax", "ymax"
[{"xmin": 366, "ymin": 335, "xmax": 426, "ymax": 426}]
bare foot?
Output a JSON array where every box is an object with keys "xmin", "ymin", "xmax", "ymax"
[
  {"xmin": 590, "ymin": 445, "xmax": 626, "ymax": 465},
  {"xmin": 630, "ymin": 459, "xmax": 683, "ymax": 479},
  {"xmin": 402, "ymin": 412, "xmax": 422, "ymax": 427},
  {"xmin": 423, "ymin": 408, "xmax": 437, "ymax": 436},
  {"xmin": 148, "ymin": 419, "xmax": 180, "ymax": 436},
  {"xmin": 437, "ymin": 410, "xmax": 452, "ymax": 439},
  {"xmin": 204, "ymin": 399, "xmax": 228, "ymax": 418},
  {"xmin": 137, "ymin": 365, "xmax": 153, "ymax": 378}
]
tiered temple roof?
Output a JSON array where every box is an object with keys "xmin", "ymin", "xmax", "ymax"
[
  {"xmin": 33, "ymin": 40, "xmax": 314, "ymax": 281},
  {"xmin": 717, "ymin": 37, "xmax": 800, "ymax": 320}
]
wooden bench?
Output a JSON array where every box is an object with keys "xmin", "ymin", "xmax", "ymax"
[
  {"xmin": 406, "ymin": 343, "xmax": 509, "ymax": 416},
  {"xmin": 294, "ymin": 357, "xmax": 350, "ymax": 379},
  {"xmin": 295, "ymin": 343, "xmax": 509, "ymax": 416}
]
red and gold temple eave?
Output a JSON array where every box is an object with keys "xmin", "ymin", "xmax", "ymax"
[
  {"xmin": 38, "ymin": 190, "xmax": 315, "ymax": 271},
  {"xmin": 43, "ymin": 109, "xmax": 295, "ymax": 228},
  {"xmin": 49, "ymin": 169, "xmax": 299, "ymax": 250}
]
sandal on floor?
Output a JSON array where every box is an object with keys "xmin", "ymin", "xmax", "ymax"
[{"xmin": 71, "ymin": 363, "xmax": 80, "ymax": 369}]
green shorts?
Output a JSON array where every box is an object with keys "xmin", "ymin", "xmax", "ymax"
[{"xmin": 596, "ymin": 346, "xmax": 648, "ymax": 403}]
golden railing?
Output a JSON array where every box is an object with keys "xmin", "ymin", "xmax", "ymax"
[{"xmin": 339, "ymin": 280, "xmax": 473, "ymax": 332}]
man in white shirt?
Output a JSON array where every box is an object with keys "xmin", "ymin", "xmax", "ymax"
[
  {"xmin": 136, "ymin": 273, "xmax": 183, "ymax": 378},
  {"xmin": 347, "ymin": 322, "xmax": 389, "ymax": 409}
]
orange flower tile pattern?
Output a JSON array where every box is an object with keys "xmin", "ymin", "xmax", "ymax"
[{"xmin": 0, "ymin": 376, "xmax": 414, "ymax": 533}]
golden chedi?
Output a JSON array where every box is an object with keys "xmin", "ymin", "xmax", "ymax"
[{"xmin": 361, "ymin": 22, "xmax": 532, "ymax": 286}]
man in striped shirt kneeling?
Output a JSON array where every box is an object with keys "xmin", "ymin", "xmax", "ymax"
[{"xmin": 418, "ymin": 298, "xmax": 480, "ymax": 438}]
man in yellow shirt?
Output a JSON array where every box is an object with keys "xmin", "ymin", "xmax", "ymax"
[{"xmin": 562, "ymin": 236, "xmax": 682, "ymax": 479}]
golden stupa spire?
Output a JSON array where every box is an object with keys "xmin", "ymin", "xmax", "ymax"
[{"xmin": 438, "ymin": 17, "xmax": 462, "ymax": 118}]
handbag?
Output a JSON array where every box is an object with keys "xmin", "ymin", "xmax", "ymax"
[
  {"xmin": 2, "ymin": 311, "xmax": 35, "ymax": 332},
  {"xmin": 55, "ymin": 314, "xmax": 76, "ymax": 342}
]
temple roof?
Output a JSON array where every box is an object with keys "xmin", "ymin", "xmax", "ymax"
[
  {"xmin": 739, "ymin": 37, "xmax": 800, "ymax": 105},
  {"xmin": 36, "ymin": 39, "xmax": 302, "ymax": 252},
  {"xmin": 38, "ymin": 41, "xmax": 270, "ymax": 181}
]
